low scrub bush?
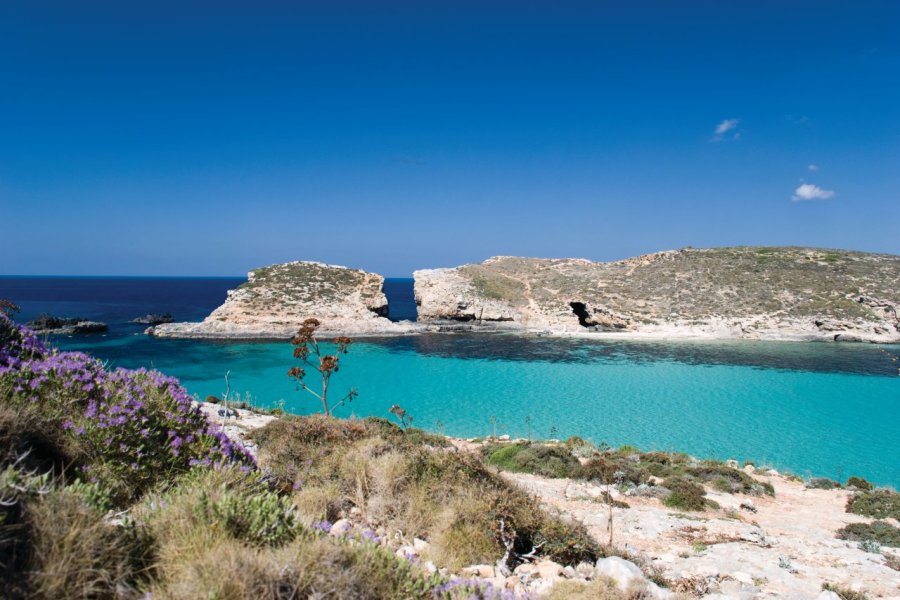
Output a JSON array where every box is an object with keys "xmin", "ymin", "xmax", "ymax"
[
  {"xmin": 836, "ymin": 521, "xmax": 900, "ymax": 547},
  {"xmin": 808, "ymin": 477, "xmax": 842, "ymax": 490},
  {"xmin": 847, "ymin": 476, "xmax": 874, "ymax": 491},
  {"xmin": 846, "ymin": 490, "xmax": 900, "ymax": 520},
  {"xmin": 197, "ymin": 483, "xmax": 301, "ymax": 548},
  {"xmin": 575, "ymin": 455, "xmax": 648, "ymax": 486},
  {"xmin": 482, "ymin": 443, "xmax": 580, "ymax": 478},
  {"xmin": 686, "ymin": 462, "xmax": 774, "ymax": 496},
  {"xmin": 662, "ymin": 477, "xmax": 709, "ymax": 512},
  {"xmin": 637, "ymin": 451, "xmax": 691, "ymax": 477}
]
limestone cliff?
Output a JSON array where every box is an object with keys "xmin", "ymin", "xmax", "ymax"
[
  {"xmin": 149, "ymin": 261, "xmax": 411, "ymax": 338},
  {"xmin": 414, "ymin": 247, "xmax": 900, "ymax": 342}
]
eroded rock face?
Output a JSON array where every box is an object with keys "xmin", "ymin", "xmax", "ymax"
[
  {"xmin": 150, "ymin": 261, "xmax": 413, "ymax": 338},
  {"xmin": 414, "ymin": 247, "xmax": 900, "ymax": 342}
]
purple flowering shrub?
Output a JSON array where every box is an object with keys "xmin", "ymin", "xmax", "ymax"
[
  {"xmin": 0, "ymin": 312, "xmax": 47, "ymax": 367},
  {"xmin": 0, "ymin": 315, "xmax": 252, "ymax": 504}
]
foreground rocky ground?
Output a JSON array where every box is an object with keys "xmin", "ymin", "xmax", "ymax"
[{"xmin": 201, "ymin": 403, "xmax": 900, "ymax": 600}]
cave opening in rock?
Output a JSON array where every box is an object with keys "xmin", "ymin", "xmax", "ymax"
[{"xmin": 570, "ymin": 302, "xmax": 592, "ymax": 327}]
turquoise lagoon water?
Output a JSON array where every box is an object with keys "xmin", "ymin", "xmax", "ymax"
[
  {"xmin": 1, "ymin": 276, "xmax": 898, "ymax": 487},
  {"xmin": 53, "ymin": 333, "xmax": 900, "ymax": 488}
]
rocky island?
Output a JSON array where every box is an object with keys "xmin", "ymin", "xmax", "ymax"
[
  {"xmin": 415, "ymin": 247, "xmax": 900, "ymax": 343},
  {"xmin": 148, "ymin": 261, "xmax": 414, "ymax": 338}
]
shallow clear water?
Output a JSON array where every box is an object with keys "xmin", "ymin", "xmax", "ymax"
[{"xmin": 2, "ymin": 277, "xmax": 898, "ymax": 486}]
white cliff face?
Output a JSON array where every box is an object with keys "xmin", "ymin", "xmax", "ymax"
[
  {"xmin": 414, "ymin": 248, "xmax": 900, "ymax": 343},
  {"xmin": 150, "ymin": 261, "xmax": 416, "ymax": 338}
]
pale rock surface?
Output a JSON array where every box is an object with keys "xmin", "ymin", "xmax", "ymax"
[
  {"xmin": 595, "ymin": 556, "xmax": 647, "ymax": 589},
  {"xmin": 330, "ymin": 518, "xmax": 352, "ymax": 536},
  {"xmin": 461, "ymin": 564, "xmax": 495, "ymax": 578},
  {"xmin": 502, "ymin": 469, "xmax": 900, "ymax": 599}
]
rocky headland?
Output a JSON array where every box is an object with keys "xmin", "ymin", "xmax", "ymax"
[
  {"xmin": 415, "ymin": 247, "xmax": 900, "ymax": 343},
  {"xmin": 148, "ymin": 261, "xmax": 417, "ymax": 338}
]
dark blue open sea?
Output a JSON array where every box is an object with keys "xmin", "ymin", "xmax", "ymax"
[{"xmin": 1, "ymin": 276, "xmax": 898, "ymax": 486}]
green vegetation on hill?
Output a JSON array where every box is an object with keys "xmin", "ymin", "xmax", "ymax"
[
  {"xmin": 481, "ymin": 441, "xmax": 774, "ymax": 509},
  {"xmin": 846, "ymin": 489, "xmax": 900, "ymax": 520},
  {"xmin": 238, "ymin": 261, "xmax": 384, "ymax": 307}
]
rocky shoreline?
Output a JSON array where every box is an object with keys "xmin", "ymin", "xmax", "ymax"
[{"xmin": 198, "ymin": 402, "xmax": 900, "ymax": 600}]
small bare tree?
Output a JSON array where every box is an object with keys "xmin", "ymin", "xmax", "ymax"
[
  {"xmin": 389, "ymin": 404, "xmax": 413, "ymax": 429},
  {"xmin": 288, "ymin": 318, "xmax": 357, "ymax": 416}
]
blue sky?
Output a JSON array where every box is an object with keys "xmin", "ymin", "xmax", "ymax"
[{"xmin": 1, "ymin": 1, "xmax": 898, "ymax": 276}]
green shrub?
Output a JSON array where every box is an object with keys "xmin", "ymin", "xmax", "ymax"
[
  {"xmin": 808, "ymin": 477, "xmax": 842, "ymax": 490},
  {"xmin": 483, "ymin": 443, "xmax": 580, "ymax": 478},
  {"xmin": 836, "ymin": 521, "xmax": 900, "ymax": 547},
  {"xmin": 846, "ymin": 490, "xmax": 900, "ymax": 520},
  {"xmin": 575, "ymin": 456, "xmax": 649, "ymax": 486},
  {"xmin": 636, "ymin": 451, "xmax": 691, "ymax": 478},
  {"xmin": 197, "ymin": 485, "xmax": 301, "ymax": 547},
  {"xmin": 686, "ymin": 462, "xmax": 774, "ymax": 496},
  {"xmin": 846, "ymin": 476, "xmax": 874, "ymax": 491},
  {"xmin": 662, "ymin": 477, "xmax": 708, "ymax": 512}
]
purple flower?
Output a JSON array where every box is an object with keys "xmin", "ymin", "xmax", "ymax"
[{"xmin": 310, "ymin": 520, "xmax": 333, "ymax": 533}]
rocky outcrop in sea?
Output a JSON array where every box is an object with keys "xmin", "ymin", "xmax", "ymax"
[
  {"xmin": 132, "ymin": 313, "xmax": 175, "ymax": 325},
  {"xmin": 27, "ymin": 314, "xmax": 108, "ymax": 334},
  {"xmin": 149, "ymin": 261, "xmax": 416, "ymax": 339}
]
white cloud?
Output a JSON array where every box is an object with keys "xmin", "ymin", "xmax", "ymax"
[
  {"xmin": 792, "ymin": 183, "xmax": 835, "ymax": 201},
  {"xmin": 712, "ymin": 118, "xmax": 740, "ymax": 141},
  {"xmin": 808, "ymin": 164, "xmax": 819, "ymax": 171}
]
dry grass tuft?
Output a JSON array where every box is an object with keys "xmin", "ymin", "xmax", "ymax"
[{"xmin": 250, "ymin": 416, "xmax": 599, "ymax": 569}]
